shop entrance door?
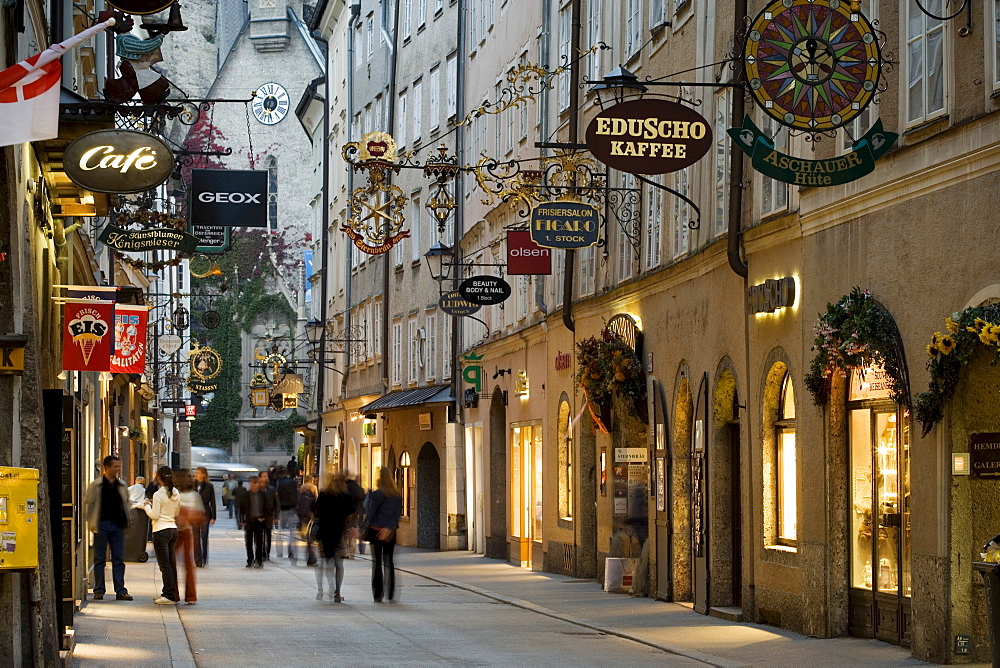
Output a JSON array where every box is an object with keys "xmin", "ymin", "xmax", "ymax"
[
  {"xmin": 847, "ymin": 369, "xmax": 911, "ymax": 644},
  {"xmin": 511, "ymin": 423, "xmax": 542, "ymax": 568}
]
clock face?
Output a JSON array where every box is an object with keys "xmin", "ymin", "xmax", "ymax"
[
  {"xmin": 252, "ymin": 83, "xmax": 290, "ymax": 125},
  {"xmin": 744, "ymin": 0, "xmax": 881, "ymax": 131}
]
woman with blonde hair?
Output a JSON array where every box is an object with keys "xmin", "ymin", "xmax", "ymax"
[
  {"xmin": 364, "ymin": 467, "xmax": 403, "ymax": 602},
  {"xmin": 314, "ymin": 472, "xmax": 356, "ymax": 602}
]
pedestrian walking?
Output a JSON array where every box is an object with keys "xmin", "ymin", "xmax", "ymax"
[
  {"xmin": 238, "ymin": 475, "xmax": 272, "ymax": 568},
  {"xmin": 345, "ymin": 472, "xmax": 366, "ymax": 555},
  {"xmin": 143, "ymin": 466, "xmax": 181, "ymax": 605},
  {"xmin": 221, "ymin": 473, "xmax": 235, "ymax": 519},
  {"xmin": 276, "ymin": 466, "xmax": 299, "ymax": 563},
  {"xmin": 194, "ymin": 467, "xmax": 216, "ymax": 566},
  {"xmin": 174, "ymin": 469, "xmax": 204, "ymax": 605},
  {"xmin": 365, "ymin": 467, "xmax": 403, "ymax": 603},
  {"xmin": 127, "ymin": 476, "xmax": 146, "ymax": 507},
  {"xmin": 297, "ymin": 474, "xmax": 319, "ymax": 566},
  {"xmin": 83, "ymin": 455, "xmax": 133, "ymax": 601},
  {"xmin": 259, "ymin": 471, "xmax": 278, "ymax": 560},
  {"xmin": 314, "ymin": 472, "xmax": 357, "ymax": 602},
  {"xmin": 233, "ymin": 479, "xmax": 248, "ymax": 528}
]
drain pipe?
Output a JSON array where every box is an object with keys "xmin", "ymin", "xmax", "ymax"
[{"xmin": 727, "ymin": 0, "xmax": 749, "ymax": 279}]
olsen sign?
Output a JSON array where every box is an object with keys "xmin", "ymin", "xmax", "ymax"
[
  {"xmin": 585, "ymin": 99, "xmax": 713, "ymax": 175},
  {"xmin": 63, "ymin": 129, "xmax": 173, "ymax": 194},
  {"xmin": 507, "ymin": 230, "xmax": 551, "ymax": 274}
]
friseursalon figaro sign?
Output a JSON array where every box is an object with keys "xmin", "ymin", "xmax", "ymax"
[
  {"xmin": 585, "ymin": 99, "xmax": 713, "ymax": 175},
  {"xmin": 63, "ymin": 129, "xmax": 173, "ymax": 194}
]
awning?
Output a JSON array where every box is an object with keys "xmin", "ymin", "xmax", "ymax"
[{"xmin": 358, "ymin": 384, "xmax": 454, "ymax": 414}]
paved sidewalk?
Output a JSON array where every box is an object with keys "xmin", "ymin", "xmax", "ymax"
[{"xmin": 71, "ymin": 518, "xmax": 939, "ymax": 667}]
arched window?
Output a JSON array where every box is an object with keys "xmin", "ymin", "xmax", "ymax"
[
  {"xmin": 557, "ymin": 399, "xmax": 572, "ymax": 520},
  {"xmin": 774, "ymin": 373, "xmax": 796, "ymax": 544},
  {"xmin": 266, "ymin": 156, "xmax": 278, "ymax": 231}
]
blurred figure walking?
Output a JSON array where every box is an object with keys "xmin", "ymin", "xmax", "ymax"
[
  {"xmin": 259, "ymin": 471, "xmax": 278, "ymax": 560},
  {"xmin": 297, "ymin": 474, "xmax": 319, "ymax": 566},
  {"xmin": 365, "ymin": 468, "xmax": 403, "ymax": 603},
  {"xmin": 239, "ymin": 475, "xmax": 272, "ymax": 568},
  {"xmin": 314, "ymin": 472, "xmax": 356, "ymax": 602},
  {"xmin": 345, "ymin": 472, "xmax": 366, "ymax": 555},
  {"xmin": 276, "ymin": 466, "xmax": 299, "ymax": 563},
  {"xmin": 143, "ymin": 466, "xmax": 180, "ymax": 604},
  {"xmin": 221, "ymin": 473, "xmax": 235, "ymax": 519},
  {"xmin": 232, "ymin": 479, "xmax": 247, "ymax": 528},
  {"xmin": 193, "ymin": 467, "xmax": 216, "ymax": 566},
  {"xmin": 174, "ymin": 469, "xmax": 204, "ymax": 604}
]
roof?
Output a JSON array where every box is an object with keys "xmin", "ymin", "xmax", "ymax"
[{"xmin": 358, "ymin": 384, "xmax": 454, "ymax": 414}]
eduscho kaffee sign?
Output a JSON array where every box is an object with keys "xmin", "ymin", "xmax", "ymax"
[
  {"xmin": 64, "ymin": 129, "xmax": 173, "ymax": 194},
  {"xmin": 585, "ymin": 99, "xmax": 713, "ymax": 175}
]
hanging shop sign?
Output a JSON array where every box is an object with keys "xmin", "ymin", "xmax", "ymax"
[
  {"xmin": 585, "ymin": 99, "xmax": 712, "ymax": 175},
  {"xmin": 106, "ymin": 0, "xmax": 176, "ymax": 14},
  {"xmin": 970, "ymin": 433, "xmax": 1000, "ymax": 477},
  {"xmin": 190, "ymin": 169, "xmax": 268, "ymax": 228},
  {"xmin": 530, "ymin": 201, "xmax": 599, "ymax": 249},
  {"xmin": 0, "ymin": 335, "xmax": 28, "ymax": 375},
  {"xmin": 439, "ymin": 290, "xmax": 481, "ymax": 316},
  {"xmin": 459, "ymin": 276, "xmax": 511, "ymax": 306},
  {"xmin": 110, "ymin": 305, "xmax": 148, "ymax": 375},
  {"xmin": 63, "ymin": 129, "xmax": 173, "ymax": 194},
  {"xmin": 272, "ymin": 374, "xmax": 304, "ymax": 395},
  {"xmin": 158, "ymin": 334, "xmax": 182, "ymax": 355},
  {"xmin": 747, "ymin": 276, "xmax": 796, "ymax": 314},
  {"xmin": 729, "ymin": 116, "xmax": 897, "ymax": 187},
  {"xmin": 341, "ymin": 132, "xmax": 409, "ymax": 255},
  {"xmin": 98, "ymin": 224, "xmax": 199, "ymax": 254},
  {"xmin": 462, "ymin": 351, "xmax": 484, "ymax": 393},
  {"xmin": 190, "ymin": 224, "xmax": 230, "ymax": 254},
  {"xmin": 744, "ymin": 0, "xmax": 881, "ymax": 132},
  {"xmin": 615, "ymin": 447, "xmax": 648, "ymax": 463},
  {"xmin": 62, "ymin": 302, "xmax": 114, "ymax": 371},
  {"xmin": 506, "ymin": 230, "xmax": 551, "ymax": 275},
  {"xmin": 186, "ymin": 343, "xmax": 221, "ymax": 393}
]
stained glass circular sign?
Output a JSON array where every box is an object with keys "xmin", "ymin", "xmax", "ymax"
[{"xmin": 744, "ymin": 0, "xmax": 880, "ymax": 131}]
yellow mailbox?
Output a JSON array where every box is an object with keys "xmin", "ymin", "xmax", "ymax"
[{"xmin": 0, "ymin": 467, "xmax": 39, "ymax": 570}]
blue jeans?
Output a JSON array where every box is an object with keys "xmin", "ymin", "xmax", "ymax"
[
  {"xmin": 93, "ymin": 520, "xmax": 127, "ymax": 595},
  {"xmin": 278, "ymin": 509, "xmax": 298, "ymax": 559}
]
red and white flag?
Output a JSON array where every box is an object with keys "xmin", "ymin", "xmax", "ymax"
[{"xmin": 0, "ymin": 18, "xmax": 115, "ymax": 148}]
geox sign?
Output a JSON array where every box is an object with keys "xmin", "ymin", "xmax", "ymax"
[{"xmin": 190, "ymin": 169, "xmax": 268, "ymax": 228}]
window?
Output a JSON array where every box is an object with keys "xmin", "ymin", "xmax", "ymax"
[
  {"xmin": 403, "ymin": 0, "xmax": 412, "ymax": 38},
  {"xmin": 429, "ymin": 66, "xmax": 440, "ymax": 131},
  {"xmin": 408, "ymin": 319, "xmax": 418, "ymax": 383},
  {"xmin": 578, "ymin": 244, "xmax": 595, "ymax": 297},
  {"xmin": 366, "ymin": 16, "xmax": 374, "ymax": 59},
  {"xmin": 435, "ymin": 0, "xmax": 444, "ymax": 13},
  {"xmin": 446, "ymin": 53, "xmax": 457, "ymax": 120},
  {"xmin": 774, "ymin": 373, "xmax": 796, "ymax": 544},
  {"xmin": 558, "ymin": 5, "xmax": 572, "ymax": 111},
  {"xmin": 992, "ymin": 0, "xmax": 1000, "ymax": 89},
  {"xmin": 355, "ymin": 23, "xmax": 363, "ymax": 68},
  {"xmin": 714, "ymin": 89, "xmax": 730, "ymax": 238},
  {"xmin": 618, "ymin": 173, "xmax": 636, "ymax": 280},
  {"xmin": 397, "ymin": 91, "xmax": 408, "ymax": 146},
  {"xmin": 672, "ymin": 167, "xmax": 689, "ymax": 258},
  {"xmin": 558, "ymin": 400, "xmax": 573, "ymax": 520},
  {"xmin": 410, "ymin": 192, "xmax": 422, "ymax": 263},
  {"xmin": 375, "ymin": 94, "xmax": 383, "ymax": 132},
  {"xmin": 905, "ymin": 0, "xmax": 946, "ymax": 124},
  {"xmin": 442, "ymin": 316, "xmax": 452, "ymax": 378},
  {"xmin": 506, "ymin": 71, "xmax": 515, "ymax": 153},
  {"xmin": 413, "ymin": 79, "xmax": 423, "ymax": 139},
  {"xmin": 266, "ymin": 157, "xmax": 278, "ymax": 231},
  {"xmin": 519, "ymin": 52, "xmax": 530, "ymax": 139},
  {"xmin": 517, "ymin": 275, "xmax": 529, "ymax": 320},
  {"xmin": 391, "ymin": 322, "xmax": 402, "ymax": 385},
  {"xmin": 425, "ymin": 313, "xmax": 437, "ymax": 379},
  {"xmin": 469, "ymin": 0, "xmax": 478, "ymax": 45},
  {"xmin": 418, "ymin": 0, "xmax": 426, "ymax": 27},
  {"xmin": 625, "ymin": 0, "xmax": 641, "ymax": 56},
  {"xmin": 372, "ymin": 298, "xmax": 382, "ymax": 359},
  {"xmin": 363, "ymin": 104, "xmax": 372, "ymax": 135},
  {"xmin": 650, "ymin": 0, "xmax": 665, "ymax": 28},
  {"xmin": 644, "ymin": 175, "xmax": 663, "ymax": 270},
  {"xmin": 587, "ymin": 0, "xmax": 603, "ymax": 82},
  {"xmin": 759, "ymin": 117, "xmax": 788, "ymax": 215},
  {"xmin": 393, "ymin": 225, "xmax": 404, "ymax": 267}
]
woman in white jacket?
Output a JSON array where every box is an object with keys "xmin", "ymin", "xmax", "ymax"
[{"xmin": 143, "ymin": 466, "xmax": 181, "ymax": 604}]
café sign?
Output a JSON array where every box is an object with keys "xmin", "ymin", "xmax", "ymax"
[
  {"xmin": 459, "ymin": 276, "xmax": 511, "ymax": 306},
  {"xmin": 530, "ymin": 201, "xmax": 599, "ymax": 249},
  {"xmin": 585, "ymin": 99, "xmax": 713, "ymax": 175},
  {"xmin": 64, "ymin": 129, "xmax": 173, "ymax": 194},
  {"xmin": 98, "ymin": 224, "xmax": 199, "ymax": 254}
]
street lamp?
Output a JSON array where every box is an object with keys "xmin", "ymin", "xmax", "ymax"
[
  {"xmin": 424, "ymin": 241, "xmax": 455, "ymax": 283},
  {"xmin": 305, "ymin": 318, "xmax": 325, "ymax": 347},
  {"xmin": 589, "ymin": 66, "xmax": 648, "ymax": 108}
]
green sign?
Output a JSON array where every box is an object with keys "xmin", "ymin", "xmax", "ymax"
[
  {"xmin": 462, "ymin": 351, "xmax": 483, "ymax": 392},
  {"xmin": 98, "ymin": 224, "xmax": 199, "ymax": 254},
  {"xmin": 728, "ymin": 116, "xmax": 897, "ymax": 187},
  {"xmin": 191, "ymin": 224, "xmax": 231, "ymax": 254}
]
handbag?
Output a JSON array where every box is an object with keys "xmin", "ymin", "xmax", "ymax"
[{"xmin": 367, "ymin": 525, "xmax": 395, "ymax": 542}]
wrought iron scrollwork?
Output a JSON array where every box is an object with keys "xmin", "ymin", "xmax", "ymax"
[{"xmin": 606, "ymin": 186, "xmax": 642, "ymax": 261}]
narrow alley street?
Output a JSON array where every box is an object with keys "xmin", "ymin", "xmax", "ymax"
[{"xmin": 70, "ymin": 517, "xmax": 925, "ymax": 667}]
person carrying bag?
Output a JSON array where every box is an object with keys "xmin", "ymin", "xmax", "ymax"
[{"xmin": 364, "ymin": 467, "xmax": 402, "ymax": 603}]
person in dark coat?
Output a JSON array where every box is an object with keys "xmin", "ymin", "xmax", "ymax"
[
  {"xmin": 193, "ymin": 467, "xmax": 216, "ymax": 567},
  {"xmin": 365, "ymin": 467, "xmax": 403, "ymax": 603},
  {"xmin": 314, "ymin": 472, "xmax": 357, "ymax": 602},
  {"xmin": 237, "ymin": 476, "xmax": 273, "ymax": 568},
  {"xmin": 258, "ymin": 471, "xmax": 278, "ymax": 560},
  {"xmin": 345, "ymin": 472, "xmax": 367, "ymax": 555},
  {"xmin": 232, "ymin": 480, "xmax": 248, "ymax": 529}
]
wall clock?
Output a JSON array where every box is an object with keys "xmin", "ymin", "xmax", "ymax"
[
  {"xmin": 744, "ymin": 0, "xmax": 881, "ymax": 131},
  {"xmin": 251, "ymin": 82, "xmax": 290, "ymax": 125}
]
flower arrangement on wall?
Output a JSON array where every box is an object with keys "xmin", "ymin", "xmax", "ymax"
[
  {"xmin": 575, "ymin": 326, "xmax": 646, "ymax": 417},
  {"xmin": 805, "ymin": 287, "xmax": 910, "ymax": 406},
  {"xmin": 914, "ymin": 303, "xmax": 1000, "ymax": 434}
]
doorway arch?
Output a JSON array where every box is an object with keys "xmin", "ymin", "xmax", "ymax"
[
  {"xmin": 486, "ymin": 387, "xmax": 507, "ymax": 559},
  {"xmin": 417, "ymin": 442, "xmax": 440, "ymax": 549}
]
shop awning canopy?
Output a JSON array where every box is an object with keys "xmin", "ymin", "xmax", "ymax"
[{"xmin": 358, "ymin": 384, "xmax": 454, "ymax": 414}]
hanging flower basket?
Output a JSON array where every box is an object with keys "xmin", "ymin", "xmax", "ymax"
[
  {"xmin": 575, "ymin": 325, "xmax": 646, "ymax": 420},
  {"xmin": 914, "ymin": 303, "xmax": 1000, "ymax": 434},
  {"xmin": 804, "ymin": 287, "xmax": 911, "ymax": 407}
]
